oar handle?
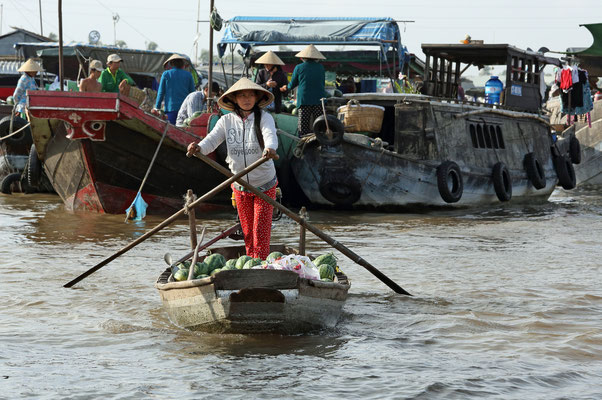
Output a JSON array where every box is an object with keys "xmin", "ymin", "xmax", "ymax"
[
  {"xmin": 191, "ymin": 152, "xmax": 411, "ymax": 296},
  {"xmin": 63, "ymin": 159, "xmax": 267, "ymax": 288}
]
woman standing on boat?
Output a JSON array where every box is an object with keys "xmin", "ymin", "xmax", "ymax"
[
  {"xmin": 12, "ymin": 59, "xmax": 43, "ymax": 116},
  {"xmin": 254, "ymin": 51, "xmax": 288, "ymax": 113},
  {"xmin": 280, "ymin": 44, "xmax": 326, "ymax": 136},
  {"xmin": 187, "ymin": 78, "xmax": 279, "ymax": 260},
  {"xmin": 153, "ymin": 54, "xmax": 195, "ymax": 124}
]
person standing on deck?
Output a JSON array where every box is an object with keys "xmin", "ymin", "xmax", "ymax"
[
  {"xmin": 280, "ymin": 44, "xmax": 326, "ymax": 136},
  {"xmin": 175, "ymin": 81, "xmax": 220, "ymax": 127},
  {"xmin": 187, "ymin": 78, "xmax": 279, "ymax": 260},
  {"xmin": 99, "ymin": 54, "xmax": 136, "ymax": 95},
  {"xmin": 152, "ymin": 54, "xmax": 195, "ymax": 125},
  {"xmin": 12, "ymin": 59, "xmax": 43, "ymax": 116},
  {"xmin": 78, "ymin": 60, "xmax": 103, "ymax": 92},
  {"xmin": 255, "ymin": 51, "xmax": 288, "ymax": 113}
]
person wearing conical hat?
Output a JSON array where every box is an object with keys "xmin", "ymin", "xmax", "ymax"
[
  {"xmin": 152, "ymin": 54, "xmax": 195, "ymax": 124},
  {"xmin": 99, "ymin": 53, "xmax": 136, "ymax": 96},
  {"xmin": 280, "ymin": 44, "xmax": 326, "ymax": 135},
  {"xmin": 78, "ymin": 59, "xmax": 104, "ymax": 93},
  {"xmin": 187, "ymin": 77, "xmax": 279, "ymax": 259},
  {"xmin": 254, "ymin": 51, "xmax": 288, "ymax": 113},
  {"xmin": 12, "ymin": 59, "xmax": 43, "ymax": 114}
]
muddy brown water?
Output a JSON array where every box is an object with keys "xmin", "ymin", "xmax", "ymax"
[{"xmin": 1, "ymin": 188, "xmax": 601, "ymax": 399}]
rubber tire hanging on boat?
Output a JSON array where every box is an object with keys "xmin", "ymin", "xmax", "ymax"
[
  {"xmin": 492, "ymin": 162, "xmax": 512, "ymax": 202},
  {"xmin": 569, "ymin": 135, "xmax": 581, "ymax": 165},
  {"xmin": 27, "ymin": 144, "xmax": 41, "ymax": 188},
  {"xmin": 313, "ymin": 115, "xmax": 345, "ymax": 147},
  {"xmin": 523, "ymin": 152, "xmax": 546, "ymax": 190},
  {"xmin": 0, "ymin": 116, "xmax": 31, "ymax": 146},
  {"xmin": 1, "ymin": 172, "xmax": 22, "ymax": 194},
  {"xmin": 436, "ymin": 161, "xmax": 463, "ymax": 203},
  {"xmin": 319, "ymin": 170, "xmax": 362, "ymax": 206},
  {"xmin": 553, "ymin": 154, "xmax": 576, "ymax": 190}
]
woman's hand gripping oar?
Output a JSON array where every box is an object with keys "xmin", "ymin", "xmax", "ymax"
[
  {"xmin": 63, "ymin": 157, "xmax": 268, "ymax": 288},
  {"xmin": 188, "ymin": 150, "xmax": 411, "ymax": 296}
]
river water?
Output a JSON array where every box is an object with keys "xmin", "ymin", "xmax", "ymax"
[{"xmin": 1, "ymin": 188, "xmax": 601, "ymax": 399}]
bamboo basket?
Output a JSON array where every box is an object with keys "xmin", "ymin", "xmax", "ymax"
[{"xmin": 337, "ymin": 100, "xmax": 385, "ymax": 133}]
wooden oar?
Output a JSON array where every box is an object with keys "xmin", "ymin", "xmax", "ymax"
[
  {"xmin": 190, "ymin": 152, "xmax": 412, "ymax": 296},
  {"xmin": 63, "ymin": 157, "xmax": 268, "ymax": 288}
]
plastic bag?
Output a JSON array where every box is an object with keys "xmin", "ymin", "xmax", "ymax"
[{"xmin": 260, "ymin": 254, "xmax": 320, "ymax": 280}]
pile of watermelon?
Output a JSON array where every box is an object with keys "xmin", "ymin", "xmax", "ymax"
[{"xmin": 171, "ymin": 251, "xmax": 338, "ymax": 282}]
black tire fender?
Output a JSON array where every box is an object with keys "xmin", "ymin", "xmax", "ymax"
[
  {"xmin": 318, "ymin": 170, "xmax": 362, "ymax": 205},
  {"xmin": 569, "ymin": 135, "xmax": 581, "ymax": 165},
  {"xmin": 1, "ymin": 172, "xmax": 22, "ymax": 194},
  {"xmin": 436, "ymin": 161, "xmax": 463, "ymax": 203},
  {"xmin": 523, "ymin": 152, "xmax": 546, "ymax": 190},
  {"xmin": 27, "ymin": 144, "xmax": 42, "ymax": 187},
  {"xmin": 0, "ymin": 115, "xmax": 31, "ymax": 145},
  {"xmin": 492, "ymin": 162, "xmax": 512, "ymax": 202},
  {"xmin": 554, "ymin": 154, "xmax": 576, "ymax": 190},
  {"xmin": 313, "ymin": 115, "xmax": 345, "ymax": 146}
]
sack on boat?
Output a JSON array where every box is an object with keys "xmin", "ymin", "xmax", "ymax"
[
  {"xmin": 337, "ymin": 100, "xmax": 384, "ymax": 134},
  {"xmin": 263, "ymin": 254, "xmax": 320, "ymax": 280}
]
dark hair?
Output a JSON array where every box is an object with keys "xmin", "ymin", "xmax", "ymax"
[
  {"xmin": 204, "ymin": 82, "xmax": 220, "ymax": 93},
  {"xmin": 171, "ymin": 59, "xmax": 184, "ymax": 69}
]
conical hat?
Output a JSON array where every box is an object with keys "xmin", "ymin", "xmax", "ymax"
[
  {"xmin": 18, "ymin": 59, "xmax": 44, "ymax": 73},
  {"xmin": 218, "ymin": 77, "xmax": 275, "ymax": 111},
  {"xmin": 163, "ymin": 53, "xmax": 188, "ymax": 67},
  {"xmin": 255, "ymin": 51, "xmax": 284, "ymax": 65},
  {"xmin": 295, "ymin": 44, "xmax": 325, "ymax": 60}
]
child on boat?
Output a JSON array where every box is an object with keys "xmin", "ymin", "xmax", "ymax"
[{"xmin": 186, "ymin": 78, "xmax": 279, "ymax": 260}]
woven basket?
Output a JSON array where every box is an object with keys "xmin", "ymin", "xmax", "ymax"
[
  {"xmin": 337, "ymin": 100, "xmax": 385, "ymax": 133},
  {"xmin": 128, "ymin": 86, "xmax": 146, "ymax": 106}
]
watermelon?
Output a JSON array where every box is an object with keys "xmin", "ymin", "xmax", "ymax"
[
  {"xmin": 314, "ymin": 253, "xmax": 337, "ymax": 269},
  {"xmin": 235, "ymin": 255, "xmax": 253, "ymax": 270},
  {"xmin": 210, "ymin": 268, "xmax": 222, "ymax": 276},
  {"xmin": 321, "ymin": 277, "xmax": 333, "ymax": 282},
  {"xmin": 183, "ymin": 260, "xmax": 192, "ymax": 269},
  {"xmin": 196, "ymin": 274, "xmax": 210, "ymax": 279},
  {"xmin": 171, "ymin": 262, "xmax": 185, "ymax": 275},
  {"xmin": 243, "ymin": 258, "xmax": 262, "ymax": 269},
  {"xmin": 319, "ymin": 264, "xmax": 335, "ymax": 281},
  {"xmin": 191, "ymin": 111, "xmax": 203, "ymax": 118},
  {"xmin": 225, "ymin": 259, "xmax": 237, "ymax": 269},
  {"xmin": 193, "ymin": 262, "xmax": 210, "ymax": 278},
  {"xmin": 174, "ymin": 269, "xmax": 189, "ymax": 281},
  {"xmin": 204, "ymin": 254, "xmax": 226, "ymax": 271},
  {"xmin": 266, "ymin": 251, "xmax": 284, "ymax": 263},
  {"xmin": 291, "ymin": 107, "xmax": 298, "ymax": 116}
]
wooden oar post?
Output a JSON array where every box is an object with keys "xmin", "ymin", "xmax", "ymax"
[
  {"xmin": 185, "ymin": 189, "xmax": 198, "ymax": 249},
  {"xmin": 298, "ymin": 207, "xmax": 307, "ymax": 256}
]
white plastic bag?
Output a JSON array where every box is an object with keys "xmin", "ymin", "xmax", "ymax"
[{"xmin": 266, "ymin": 254, "xmax": 320, "ymax": 280}]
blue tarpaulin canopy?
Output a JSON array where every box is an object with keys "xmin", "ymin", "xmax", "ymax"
[{"xmin": 218, "ymin": 17, "xmax": 409, "ymax": 70}]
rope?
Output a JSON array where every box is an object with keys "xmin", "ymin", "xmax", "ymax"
[
  {"xmin": 0, "ymin": 122, "xmax": 31, "ymax": 142},
  {"xmin": 293, "ymin": 134, "xmax": 316, "ymax": 158}
]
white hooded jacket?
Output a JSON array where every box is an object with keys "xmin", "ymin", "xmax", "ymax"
[{"xmin": 197, "ymin": 110, "xmax": 278, "ymax": 188}]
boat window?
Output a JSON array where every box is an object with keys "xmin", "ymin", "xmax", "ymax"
[
  {"xmin": 476, "ymin": 125, "xmax": 486, "ymax": 148},
  {"xmin": 490, "ymin": 125, "xmax": 499, "ymax": 148},
  {"xmin": 496, "ymin": 126, "xmax": 505, "ymax": 149},
  {"xmin": 469, "ymin": 124, "xmax": 478, "ymax": 147},
  {"xmin": 483, "ymin": 125, "xmax": 493, "ymax": 148}
]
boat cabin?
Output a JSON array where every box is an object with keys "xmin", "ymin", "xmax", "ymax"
[{"xmin": 421, "ymin": 43, "xmax": 561, "ymax": 112}]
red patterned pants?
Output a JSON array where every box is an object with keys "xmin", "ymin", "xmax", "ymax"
[{"xmin": 232, "ymin": 184, "xmax": 277, "ymax": 260}]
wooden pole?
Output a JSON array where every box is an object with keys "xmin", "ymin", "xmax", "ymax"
[
  {"xmin": 38, "ymin": 0, "xmax": 43, "ymax": 36},
  {"xmin": 191, "ymin": 152, "xmax": 412, "ymax": 295},
  {"xmin": 63, "ymin": 157, "xmax": 268, "ymax": 288},
  {"xmin": 207, "ymin": 0, "xmax": 214, "ymax": 110},
  {"xmin": 186, "ymin": 189, "xmax": 198, "ymax": 249},
  {"xmin": 58, "ymin": 0, "xmax": 63, "ymax": 91},
  {"xmin": 299, "ymin": 207, "xmax": 307, "ymax": 256}
]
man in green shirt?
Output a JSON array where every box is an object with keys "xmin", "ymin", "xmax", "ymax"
[{"xmin": 99, "ymin": 54, "xmax": 136, "ymax": 94}]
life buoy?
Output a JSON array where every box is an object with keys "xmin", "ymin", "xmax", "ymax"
[
  {"xmin": 0, "ymin": 116, "xmax": 31, "ymax": 146},
  {"xmin": 27, "ymin": 144, "xmax": 41, "ymax": 188},
  {"xmin": 554, "ymin": 154, "xmax": 576, "ymax": 190},
  {"xmin": 1, "ymin": 172, "xmax": 22, "ymax": 194},
  {"xmin": 569, "ymin": 135, "xmax": 581, "ymax": 165},
  {"xmin": 319, "ymin": 170, "xmax": 362, "ymax": 205},
  {"xmin": 313, "ymin": 115, "xmax": 345, "ymax": 147},
  {"xmin": 436, "ymin": 161, "xmax": 463, "ymax": 203},
  {"xmin": 492, "ymin": 162, "xmax": 512, "ymax": 201},
  {"xmin": 523, "ymin": 152, "xmax": 546, "ymax": 190}
]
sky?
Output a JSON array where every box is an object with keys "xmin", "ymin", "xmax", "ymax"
[{"xmin": 3, "ymin": 0, "xmax": 601, "ymax": 67}]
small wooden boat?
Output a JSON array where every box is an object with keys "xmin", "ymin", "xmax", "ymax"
[{"xmin": 155, "ymin": 244, "xmax": 350, "ymax": 334}]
